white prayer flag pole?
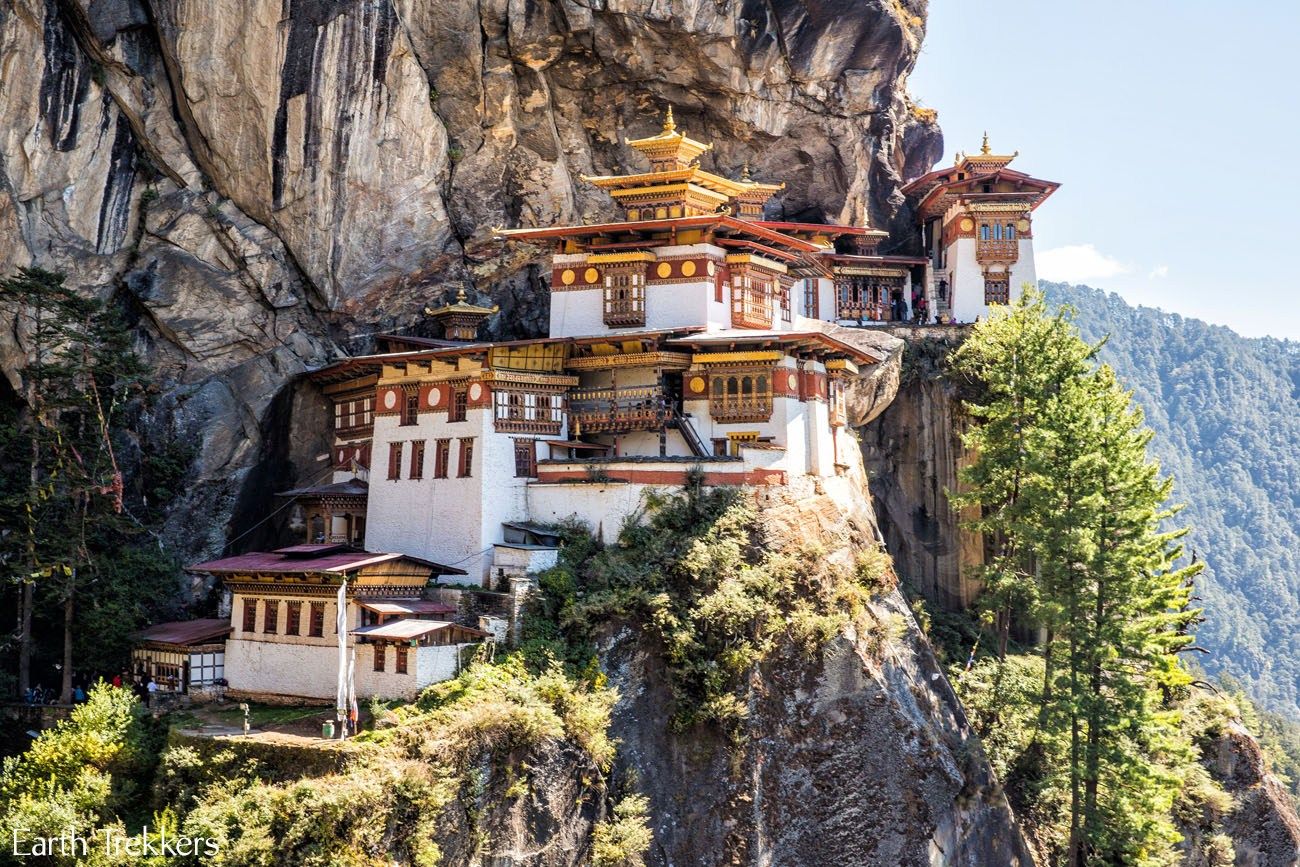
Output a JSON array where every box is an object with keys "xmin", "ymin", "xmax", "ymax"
[{"xmin": 335, "ymin": 579, "xmax": 348, "ymax": 735}]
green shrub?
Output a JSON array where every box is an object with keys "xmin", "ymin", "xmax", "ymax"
[{"xmin": 592, "ymin": 794, "xmax": 652, "ymax": 867}]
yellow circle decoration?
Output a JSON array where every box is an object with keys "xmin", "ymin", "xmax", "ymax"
[
  {"xmin": 706, "ymin": 261, "xmax": 716, "ymax": 277},
  {"xmin": 689, "ymin": 376, "xmax": 706, "ymax": 393},
  {"xmin": 383, "ymin": 390, "xmax": 397, "ymax": 410},
  {"xmin": 1016, "ymin": 219, "xmax": 1030, "ymax": 232},
  {"xmin": 787, "ymin": 373, "xmax": 798, "ymax": 391},
  {"xmin": 959, "ymin": 217, "xmax": 975, "ymax": 232},
  {"xmin": 583, "ymin": 268, "xmax": 599, "ymax": 284},
  {"xmin": 428, "ymin": 386, "xmax": 441, "ymax": 407},
  {"xmin": 656, "ymin": 262, "xmax": 673, "ymax": 279},
  {"xmin": 468, "ymin": 383, "xmax": 483, "ymax": 402},
  {"xmin": 560, "ymin": 269, "xmax": 576, "ymax": 286},
  {"xmin": 681, "ymin": 260, "xmax": 697, "ymax": 277}
]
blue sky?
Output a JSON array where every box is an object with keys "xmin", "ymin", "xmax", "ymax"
[{"xmin": 908, "ymin": 1, "xmax": 1299, "ymax": 340}]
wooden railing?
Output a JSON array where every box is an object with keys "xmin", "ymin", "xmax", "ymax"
[
  {"xmin": 975, "ymin": 239, "xmax": 1019, "ymax": 264},
  {"xmin": 569, "ymin": 385, "xmax": 668, "ymax": 433},
  {"xmin": 710, "ymin": 394, "xmax": 773, "ymax": 423},
  {"xmin": 494, "ymin": 404, "xmax": 563, "ymax": 434}
]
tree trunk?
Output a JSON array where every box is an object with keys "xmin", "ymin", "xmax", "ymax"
[
  {"xmin": 60, "ymin": 571, "xmax": 74, "ymax": 704},
  {"xmin": 17, "ymin": 579, "xmax": 33, "ymax": 695}
]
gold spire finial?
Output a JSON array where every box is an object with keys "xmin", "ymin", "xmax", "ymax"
[
  {"xmin": 663, "ymin": 105, "xmax": 676, "ymax": 133},
  {"xmin": 455, "ymin": 288, "xmax": 468, "ymax": 303},
  {"xmin": 740, "ymin": 161, "xmax": 752, "ymax": 181},
  {"xmin": 981, "ymin": 131, "xmax": 991, "ymax": 155}
]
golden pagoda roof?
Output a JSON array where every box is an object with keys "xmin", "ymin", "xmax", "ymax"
[
  {"xmin": 579, "ymin": 165, "xmax": 784, "ymax": 199},
  {"xmin": 424, "ymin": 289, "xmax": 498, "ymax": 318},
  {"xmin": 955, "ymin": 131, "xmax": 1019, "ymax": 174},
  {"xmin": 624, "ymin": 105, "xmax": 713, "ymax": 165}
]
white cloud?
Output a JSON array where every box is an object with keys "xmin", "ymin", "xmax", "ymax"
[
  {"xmin": 1148, "ymin": 264, "xmax": 1169, "ymax": 279},
  {"xmin": 1037, "ymin": 244, "xmax": 1131, "ymax": 283}
]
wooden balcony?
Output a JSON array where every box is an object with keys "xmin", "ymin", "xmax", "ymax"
[
  {"xmin": 603, "ymin": 291, "xmax": 645, "ymax": 327},
  {"xmin": 731, "ymin": 286, "xmax": 773, "ymax": 329},
  {"xmin": 570, "ymin": 385, "xmax": 668, "ymax": 433},
  {"xmin": 710, "ymin": 395, "xmax": 773, "ymax": 423},
  {"xmin": 493, "ymin": 406, "xmax": 563, "ymax": 435},
  {"xmin": 975, "ymin": 239, "xmax": 1019, "ymax": 264}
]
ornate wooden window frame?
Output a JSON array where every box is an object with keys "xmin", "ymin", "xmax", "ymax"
[{"xmin": 708, "ymin": 366, "xmax": 775, "ymax": 423}]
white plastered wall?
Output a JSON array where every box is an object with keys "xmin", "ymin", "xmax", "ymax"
[{"xmin": 365, "ymin": 407, "xmax": 536, "ymax": 583}]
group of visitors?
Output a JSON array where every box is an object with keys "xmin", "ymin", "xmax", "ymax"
[
  {"xmin": 21, "ymin": 680, "xmax": 88, "ymax": 705},
  {"xmin": 111, "ymin": 669, "xmax": 160, "ymax": 706}
]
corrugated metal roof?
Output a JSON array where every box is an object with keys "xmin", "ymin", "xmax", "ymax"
[
  {"xmin": 349, "ymin": 619, "xmax": 488, "ymax": 640},
  {"xmin": 357, "ymin": 599, "xmax": 457, "ymax": 616},
  {"xmin": 275, "ymin": 479, "xmax": 369, "ymax": 498},
  {"xmin": 134, "ymin": 618, "xmax": 231, "ymax": 646},
  {"xmin": 189, "ymin": 550, "xmax": 468, "ymax": 576}
]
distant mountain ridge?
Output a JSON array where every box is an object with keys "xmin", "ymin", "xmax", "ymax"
[{"xmin": 1042, "ymin": 281, "xmax": 1300, "ymax": 717}]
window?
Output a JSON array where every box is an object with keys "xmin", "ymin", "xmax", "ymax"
[
  {"xmin": 373, "ymin": 644, "xmax": 386, "ymax": 672},
  {"xmin": 387, "ymin": 442, "xmax": 403, "ymax": 480},
  {"xmin": 449, "ymin": 388, "xmax": 467, "ymax": 422},
  {"xmin": 434, "ymin": 438, "xmax": 450, "ymax": 478},
  {"xmin": 458, "ymin": 438, "xmax": 475, "ymax": 477},
  {"xmin": 803, "ymin": 279, "xmax": 819, "ymax": 318},
  {"xmin": 263, "ymin": 599, "xmax": 278, "ymax": 634},
  {"xmin": 410, "ymin": 440, "xmax": 426, "ymax": 479},
  {"xmin": 711, "ymin": 438, "xmax": 729, "ymax": 457},
  {"xmin": 242, "ymin": 599, "xmax": 257, "ymax": 633},
  {"xmin": 979, "ymin": 223, "xmax": 990, "ymax": 241},
  {"xmin": 514, "ymin": 439, "xmax": 537, "ymax": 478},
  {"xmin": 709, "ymin": 370, "xmax": 773, "ymax": 422},
  {"xmin": 1006, "ymin": 223, "xmax": 1016, "ymax": 240},
  {"xmin": 401, "ymin": 392, "xmax": 419, "ymax": 426},
  {"xmin": 602, "ymin": 267, "xmax": 646, "ymax": 327},
  {"xmin": 395, "ymin": 644, "xmax": 409, "ymax": 674},
  {"xmin": 189, "ymin": 651, "xmax": 224, "ymax": 687},
  {"xmin": 779, "ymin": 281, "xmax": 791, "ymax": 322},
  {"xmin": 309, "ymin": 602, "xmax": 325, "ymax": 638},
  {"xmin": 285, "ymin": 601, "xmax": 302, "ymax": 636},
  {"xmin": 731, "ymin": 271, "xmax": 774, "ymax": 328},
  {"xmin": 494, "ymin": 390, "xmax": 564, "ymax": 434},
  {"xmin": 984, "ymin": 277, "xmax": 1010, "ymax": 306}
]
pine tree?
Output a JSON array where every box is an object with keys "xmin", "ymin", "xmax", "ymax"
[
  {"xmin": 0, "ymin": 267, "xmax": 145, "ymax": 700},
  {"xmin": 954, "ymin": 290, "xmax": 1203, "ymax": 865}
]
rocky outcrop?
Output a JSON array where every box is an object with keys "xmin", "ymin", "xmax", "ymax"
[
  {"xmin": 859, "ymin": 328, "xmax": 982, "ymax": 609},
  {"xmin": 0, "ymin": 0, "xmax": 942, "ymax": 564},
  {"xmin": 602, "ymin": 467, "xmax": 1034, "ymax": 866},
  {"xmin": 1202, "ymin": 724, "xmax": 1300, "ymax": 867}
]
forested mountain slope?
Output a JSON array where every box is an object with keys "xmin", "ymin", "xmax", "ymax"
[{"xmin": 1042, "ymin": 282, "xmax": 1300, "ymax": 717}]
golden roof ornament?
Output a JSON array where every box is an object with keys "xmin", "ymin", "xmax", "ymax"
[
  {"xmin": 740, "ymin": 161, "xmax": 752, "ymax": 181},
  {"xmin": 663, "ymin": 104, "xmax": 676, "ymax": 133},
  {"xmin": 957, "ymin": 133, "xmax": 1018, "ymax": 173}
]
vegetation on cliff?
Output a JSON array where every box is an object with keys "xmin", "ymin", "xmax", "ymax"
[
  {"xmin": 522, "ymin": 478, "xmax": 892, "ymax": 741},
  {"xmin": 0, "ymin": 657, "xmax": 619, "ymax": 866}
]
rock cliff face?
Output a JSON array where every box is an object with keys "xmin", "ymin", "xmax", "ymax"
[
  {"xmin": 0, "ymin": 0, "xmax": 941, "ymax": 562},
  {"xmin": 860, "ymin": 329, "xmax": 982, "ymax": 610},
  {"xmin": 600, "ymin": 468, "xmax": 1034, "ymax": 867}
]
